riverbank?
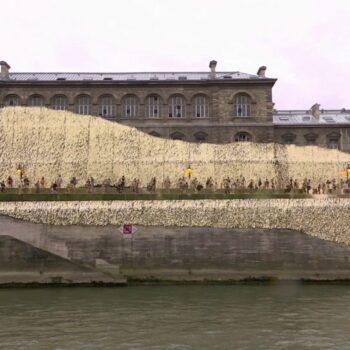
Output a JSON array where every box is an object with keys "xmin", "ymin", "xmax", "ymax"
[{"xmin": 0, "ymin": 198, "xmax": 349, "ymax": 245}]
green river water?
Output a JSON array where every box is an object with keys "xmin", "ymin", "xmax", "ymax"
[{"xmin": 1, "ymin": 284, "xmax": 350, "ymax": 350}]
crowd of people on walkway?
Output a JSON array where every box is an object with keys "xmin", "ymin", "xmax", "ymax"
[{"xmin": 1, "ymin": 172, "xmax": 350, "ymax": 195}]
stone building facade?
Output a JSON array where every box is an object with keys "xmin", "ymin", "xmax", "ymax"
[{"xmin": 1, "ymin": 60, "xmax": 349, "ymax": 150}]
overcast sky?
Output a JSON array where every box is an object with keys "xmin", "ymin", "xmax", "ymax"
[{"xmin": 1, "ymin": 0, "xmax": 349, "ymax": 109}]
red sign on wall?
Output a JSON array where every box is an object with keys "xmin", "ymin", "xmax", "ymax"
[
  {"xmin": 123, "ymin": 224, "xmax": 133, "ymax": 235},
  {"xmin": 119, "ymin": 224, "xmax": 137, "ymax": 238}
]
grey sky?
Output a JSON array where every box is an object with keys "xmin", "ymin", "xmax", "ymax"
[{"xmin": 1, "ymin": 0, "xmax": 349, "ymax": 109}]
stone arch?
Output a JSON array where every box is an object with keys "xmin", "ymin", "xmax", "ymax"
[
  {"xmin": 229, "ymin": 90, "xmax": 256, "ymax": 104},
  {"xmin": 327, "ymin": 132, "xmax": 341, "ymax": 149},
  {"xmin": 170, "ymin": 131, "xmax": 186, "ymax": 140},
  {"xmin": 232, "ymin": 92, "xmax": 253, "ymax": 117},
  {"xmin": 51, "ymin": 94, "xmax": 69, "ymax": 111},
  {"xmin": 304, "ymin": 133, "xmax": 318, "ymax": 145},
  {"xmin": 4, "ymin": 94, "xmax": 21, "ymax": 106},
  {"xmin": 98, "ymin": 94, "xmax": 116, "ymax": 117},
  {"xmin": 28, "ymin": 94, "xmax": 45, "ymax": 107},
  {"xmin": 149, "ymin": 131, "xmax": 161, "ymax": 138},
  {"xmin": 144, "ymin": 94, "xmax": 162, "ymax": 118},
  {"xmin": 234, "ymin": 131, "xmax": 253, "ymax": 142},
  {"xmin": 194, "ymin": 131, "xmax": 208, "ymax": 143},
  {"xmin": 168, "ymin": 94, "xmax": 186, "ymax": 118},
  {"xmin": 192, "ymin": 94, "xmax": 209, "ymax": 118},
  {"xmin": 281, "ymin": 132, "xmax": 296, "ymax": 144},
  {"xmin": 121, "ymin": 94, "xmax": 139, "ymax": 118},
  {"xmin": 75, "ymin": 94, "xmax": 92, "ymax": 115}
]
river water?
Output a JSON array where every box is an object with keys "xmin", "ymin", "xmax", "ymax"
[{"xmin": 1, "ymin": 284, "xmax": 350, "ymax": 350}]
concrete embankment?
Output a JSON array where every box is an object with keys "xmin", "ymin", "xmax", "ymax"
[{"xmin": 1, "ymin": 199, "xmax": 350, "ymax": 284}]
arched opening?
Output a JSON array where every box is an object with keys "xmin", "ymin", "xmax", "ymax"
[
  {"xmin": 28, "ymin": 95, "xmax": 44, "ymax": 107},
  {"xmin": 327, "ymin": 132, "xmax": 341, "ymax": 149},
  {"xmin": 51, "ymin": 95, "xmax": 68, "ymax": 110},
  {"xmin": 234, "ymin": 132, "xmax": 252, "ymax": 142},
  {"xmin": 5, "ymin": 94, "xmax": 21, "ymax": 106},
  {"xmin": 304, "ymin": 133, "xmax": 318, "ymax": 145},
  {"xmin": 169, "ymin": 95, "xmax": 185, "ymax": 118},
  {"xmin": 149, "ymin": 131, "xmax": 161, "ymax": 137},
  {"xmin": 145, "ymin": 95, "xmax": 162, "ymax": 118},
  {"xmin": 122, "ymin": 95, "xmax": 138, "ymax": 118},
  {"xmin": 233, "ymin": 93, "xmax": 251, "ymax": 117},
  {"xmin": 281, "ymin": 133, "xmax": 296, "ymax": 145},
  {"xmin": 194, "ymin": 131, "xmax": 208, "ymax": 143},
  {"xmin": 76, "ymin": 95, "xmax": 91, "ymax": 115},
  {"xmin": 170, "ymin": 131, "xmax": 185, "ymax": 140},
  {"xmin": 193, "ymin": 95, "xmax": 209, "ymax": 118},
  {"xmin": 98, "ymin": 95, "xmax": 116, "ymax": 117}
]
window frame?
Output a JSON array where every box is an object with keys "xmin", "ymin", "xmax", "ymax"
[
  {"xmin": 193, "ymin": 94, "xmax": 209, "ymax": 118},
  {"xmin": 123, "ymin": 95, "xmax": 138, "ymax": 118},
  {"xmin": 233, "ymin": 93, "xmax": 251, "ymax": 117},
  {"xmin": 51, "ymin": 95, "xmax": 68, "ymax": 111},
  {"xmin": 169, "ymin": 95, "xmax": 186, "ymax": 118},
  {"xmin": 98, "ymin": 95, "xmax": 116, "ymax": 118},
  {"xmin": 145, "ymin": 94, "xmax": 161, "ymax": 118},
  {"xmin": 76, "ymin": 95, "xmax": 91, "ymax": 115}
]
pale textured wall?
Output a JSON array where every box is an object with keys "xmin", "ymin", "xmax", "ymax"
[
  {"xmin": 0, "ymin": 107, "xmax": 350, "ymax": 187},
  {"xmin": 0, "ymin": 198, "xmax": 350, "ymax": 246}
]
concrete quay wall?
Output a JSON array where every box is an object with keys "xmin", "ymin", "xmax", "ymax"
[
  {"xmin": 1, "ymin": 199, "xmax": 350, "ymax": 283},
  {"xmin": 0, "ymin": 199, "xmax": 349, "ymax": 245}
]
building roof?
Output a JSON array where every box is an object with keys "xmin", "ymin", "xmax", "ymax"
[
  {"xmin": 273, "ymin": 110, "xmax": 350, "ymax": 125},
  {"xmin": 6, "ymin": 71, "xmax": 266, "ymax": 82}
]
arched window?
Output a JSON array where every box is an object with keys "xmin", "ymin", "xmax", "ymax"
[
  {"xmin": 76, "ymin": 95, "xmax": 91, "ymax": 115},
  {"xmin": 98, "ymin": 95, "xmax": 115, "ymax": 117},
  {"xmin": 304, "ymin": 133, "xmax": 318, "ymax": 145},
  {"xmin": 233, "ymin": 93, "xmax": 251, "ymax": 117},
  {"xmin": 29, "ymin": 95, "xmax": 44, "ymax": 107},
  {"xmin": 170, "ymin": 131, "xmax": 185, "ymax": 140},
  {"xmin": 149, "ymin": 131, "xmax": 161, "ymax": 137},
  {"xmin": 327, "ymin": 132, "xmax": 341, "ymax": 149},
  {"xmin": 145, "ymin": 95, "xmax": 161, "ymax": 118},
  {"xmin": 51, "ymin": 95, "xmax": 68, "ymax": 110},
  {"xmin": 234, "ymin": 132, "xmax": 252, "ymax": 142},
  {"xmin": 5, "ymin": 94, "xmax": 21, "ymax": 106},
  {"xmin": 194, "ymin": 131, "xmax": 208, "ymax": 143},
  {"xmin": 169, "ymin": 95, "xmax": 185, "ymax": 118},
  {"xmin": 123, "ymin": 95, "xmax": 138, "ymax": 117},
  {"xmin": 281, "ymin": 133, "xmax": 296, "ymax": 145},
  {"xmin": 193, "ymin": 95, "xmax": 209, "ymax": 118}
]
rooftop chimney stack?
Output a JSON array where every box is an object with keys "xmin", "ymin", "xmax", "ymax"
[
  {"xmin": 257, "ymin": 66, "xmax": 267, "ymax": 78},
  {"xmin": 0, "ymin": 61, "xmax": 11, "ymax": 80},
  {"xmin": 310, "ymin": 103, "xmax": 321, "ymax": 118},
  {"xmin": 209, "ymin": 60, "xmax": 217, "ymax": 79}
]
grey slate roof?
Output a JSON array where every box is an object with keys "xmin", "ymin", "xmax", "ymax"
[
  {"xmin": 273, "ymin": 110, "xmax": 350, "ymax": 125},
  {"xmin": 7, "ymin": 71, "xmax": 261, "ymax": 81}
]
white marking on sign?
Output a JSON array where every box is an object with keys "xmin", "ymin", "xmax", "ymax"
[{"xmin": 119, "ymin": 224, "xmax": 138, "ymax": 238}]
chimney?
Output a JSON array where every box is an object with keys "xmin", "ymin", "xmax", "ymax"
[
  {"xmin": 209, "ymin": 60, "xmax": 217, "ymax": 79},
  {"xmin": 0, "ymin": 61, "xmax": 11, "ymax": 80},
  {"xmin": 257, "ymin": 66, "xmax": 267, "ymax": 78},
  {"xmin": 310, "ymin": 103, "xmax": 321, "ymax": 118}
]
